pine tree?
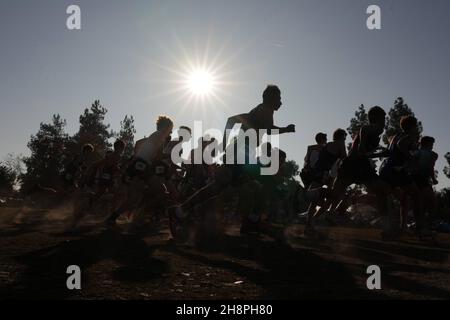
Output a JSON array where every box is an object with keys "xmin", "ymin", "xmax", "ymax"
[
  {"xmin": 284, "ymin": 159, "xmax": 300, "ymax": 180},
  {"xmin": 1, "ymin": 153, "xmax": 25, "ymax": 191},
  {"xmin": 347, "ymin": 104, "xmax": 369, "ymax": 151},
  {"xmin": 118, "ymin": 115, "xmax": 136, "ymax": 160},
  {"xmin": 21, "ymin": 114, "xmax": 69, "ymax": 193},
  {"xmin": 0, "ymin": 164, "xmax": 16, "ymax": 194},
  {"xmin": 72, "ymin": 100, "xmax": 114, "ymax": 156}
]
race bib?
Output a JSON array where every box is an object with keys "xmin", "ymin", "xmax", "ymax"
[
  {"xmin": 155, "ymin": 166, "xmax": 165, "ymax": 175},
  {"xmin": 134, "ymin": 161, "xmax": 147, "ymax": 172}
]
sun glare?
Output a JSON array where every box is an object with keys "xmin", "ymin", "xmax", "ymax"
[
  {"xmin": 186, "ymin": 69, "xmax": 216, "ymax": 96},
  {"xmin": 145, "ymin": 34, "xmax": 242, "ymax": 112}
]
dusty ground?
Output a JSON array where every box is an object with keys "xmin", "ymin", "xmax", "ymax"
[{"xmin": 0, "ymin": 205, "xmax": 449, "ymax": 300}]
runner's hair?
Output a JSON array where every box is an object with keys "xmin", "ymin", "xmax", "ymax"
[
  {"xmin": 156, "ymin": 115, "xmax": 174, "ymax": 131},
  {"xmin": 400, "ymin": 115, "xmax": 418, "ymax": 133}
]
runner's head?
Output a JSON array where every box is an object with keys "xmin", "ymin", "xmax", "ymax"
[
  {"xmin": 420, "ymin": 136, "xmax": 435, "ymax": 151},
  {"xmin": 156, "ymin": 115, "xmax": 174, "ymax": 137},
  {"xmin": 368, "ymin": 106, "xmax": 386, "ymax": 129},
  {"xmin": 400, "ymin": 115, "xmax": 419, "ymax": 136},
  {"xmin": 113, "ymin": 139, "xmax": 126, "ymax": 155},
  {"xmin": 179, "ymin": 126, "xmax": 192, "ymax": 142},
  {"xmin": 333, "ymin": 128, "xmax": 347, "ymax": 142},
  {"xmin": 263, "ymin": 85, "xmax": 282, "ymax": 111},
  {"xmin": 315, "ymin": 132, "xmax": 327, "ymax": 145},
  {"xmin": 82, "ymin": 143, "xmax": 94, "ymax": 154}
]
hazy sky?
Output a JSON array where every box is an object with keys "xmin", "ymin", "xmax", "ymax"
[{"xmin": 1, "ymin": 0, "xmax": 449, "ymax": 188}]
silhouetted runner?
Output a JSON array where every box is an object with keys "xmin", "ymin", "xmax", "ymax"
[
  {"xmin": 379, "ymin": 116, "xmax": 430, "ymax": 236},
  {"xmin": 300, "ymin": 132, "xmax": 327, "ymax": 189},
  {"xmin": 68, "ymin": 139, "xmax": 125, "ymax": 230},
  {"xmin": 313, "ymin": 106, "xmax": 396, "ymax": 240},
  {"xmin": 172, "ymin": 85, "xmax": 296, "ymax": 235},
  {"xmin": 104, "ymin": 116, "xmax": 174, "ymax": 227},
  {"xmin": 304, "ymin": 129, "xmax": 347, "ymax": 234}
]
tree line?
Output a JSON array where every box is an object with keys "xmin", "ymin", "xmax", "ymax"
[
  {"xmin": 0, "ymin": 97, "xmax": 449, "ymax": 201},
  {"xmin": 0, "ymin": 100, "xmax": 136, "ymax": 195}
]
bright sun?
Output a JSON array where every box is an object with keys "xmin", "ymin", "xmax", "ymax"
[
  {"xmin": 148, "ymin": 36, "xmax": 238, "ymax": 109},
  {"xmin": 186, "ymin": 69, "xmax": 216, "ymax": 97}
]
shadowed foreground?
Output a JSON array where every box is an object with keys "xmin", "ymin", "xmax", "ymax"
[{"xmin": 0, "ymin": 206, "xmax": 449, "ymax": 300}]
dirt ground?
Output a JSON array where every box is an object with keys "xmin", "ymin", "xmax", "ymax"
[{"xmin": 0, "ymin": 205, "xmax": 449, "ymax": 300}]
